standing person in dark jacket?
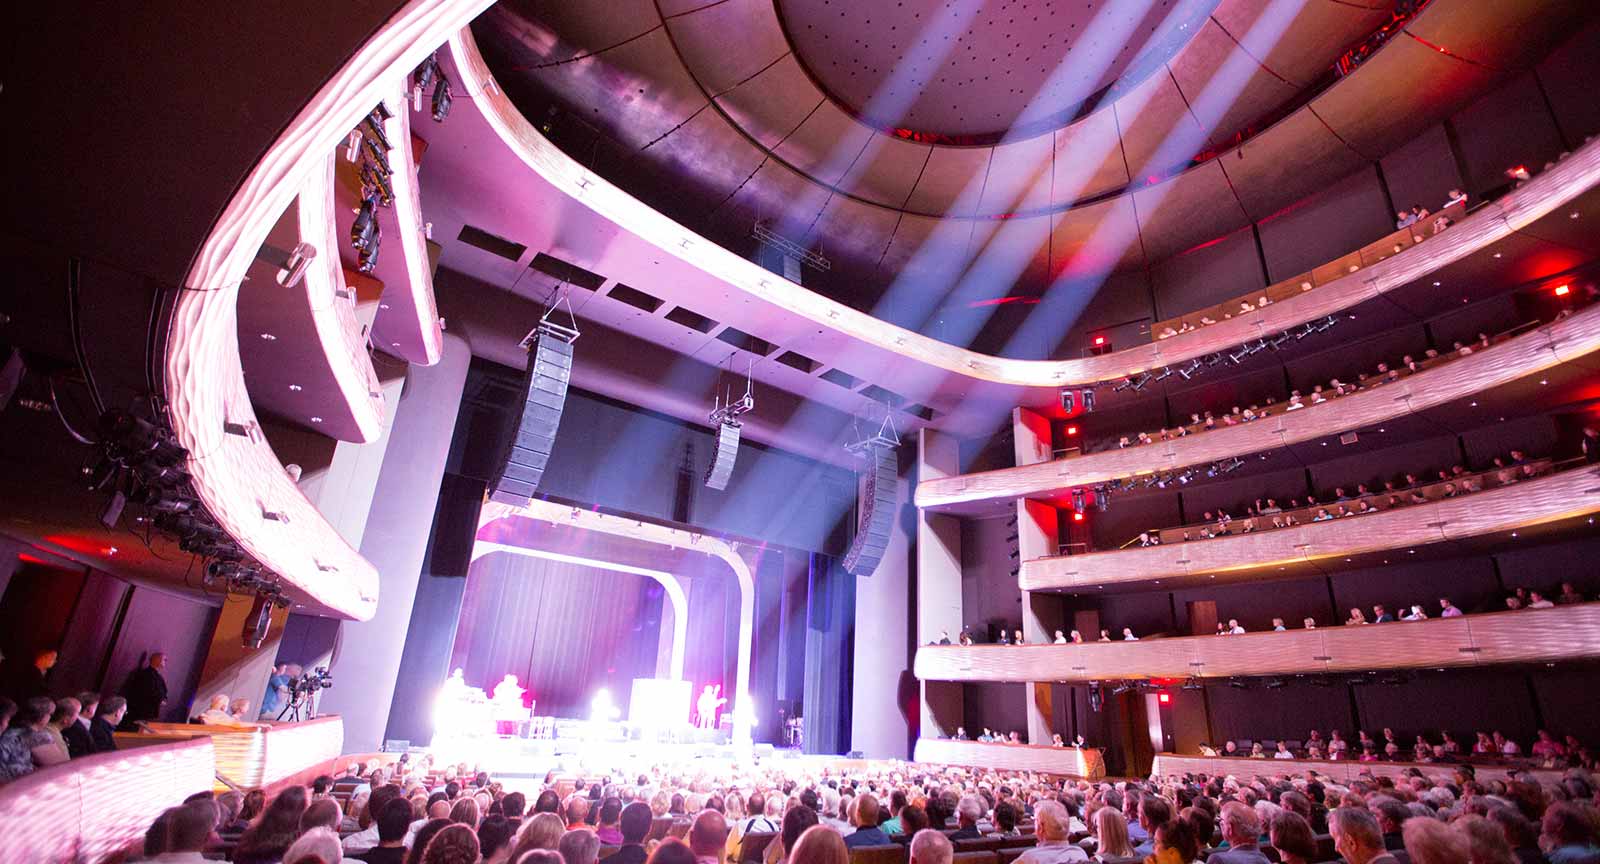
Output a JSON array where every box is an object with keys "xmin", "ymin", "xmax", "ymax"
[
  {"xmin": 90, "ymin": 697, "xmax": 124, "ymax": 752},
  {"xmin": 122, "ymin": 652, "xmax": 169, "ymax": 728}
]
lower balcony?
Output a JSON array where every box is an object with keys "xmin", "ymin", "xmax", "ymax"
[
  {"xmin": 1021, "ymin": 461, "xmax": 1600, "ymax": 592},
  {"xmin": 913, "ymin": 738, "xmax": 1107, "ymax": 779},
  {"xmin": 913, "ymin": 603, "xmax": 1600, "ymax": 683}
]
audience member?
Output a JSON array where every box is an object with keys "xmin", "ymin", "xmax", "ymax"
[
  {"xmin": 843, "ymin": 794, "xmax": 888, "ymax": 848},
  {"xmin": 353, "ymin": 798, "xmax": 414, "ymax": 864},
  {"xmin": 1210, "ymin": 802, "xmax": 1269, "ymax": 864},
  {"xmin": 122, "ymin": 651, "xmax": 170, "ymax": 727},
  {"xmin": 1330, "ymin": 807, "xmax": 1399, "ymax": 864},
  {"xmin": 689, "ymin": 809, "xmax": 731, "ymax": 864},
  {"xmin": 420, "ymin": 823, "xmax": 480, "ymax": 864},
  {"xmin": 1017, "ymin": 800, "xmax": 1087, "ymax": 864},
  {"xmin": 559, "ymin": 828, "xmax": 602, "ymax": 864},
  {"xmin": 285, "ymin": 826, "xmax": 344, "ymax": 864},
  {"xmin": 235, "ymin": 785, "xmax": 308, "ymax": 864},
  {"xmin": 909, "ymin": 830, "xmax": 953, "ymax": 864}
]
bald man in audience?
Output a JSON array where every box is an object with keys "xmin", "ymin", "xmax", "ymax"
[
  {"xmin": 690, "ymin": 809, "xmax": 731, "ymax": 864},
  {"xmin": 844, "ymin": 794, "xmax": 890, "ymax": 848},
  {"xmin": 910, "ymin": 829, "xmax": 954, "ymax": 864},
  {"xmin": 1209, "ymin": 801, "xmax": 1270, "ymax": 864},
  {"xmin": 560, "ymin": 828, "xmax": 602, "ymax": 864},
  {"xmin": 1014, "ymin": 800, "xmax": 1087, "ymax": 864}
]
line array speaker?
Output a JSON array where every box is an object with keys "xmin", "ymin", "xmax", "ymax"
[
  {"xmin": 704, "ymin": 420, "xmax": 741, "ymax": 491},
  {"xmin": 487, "ymin": 325, "xmax": 575, "ymax": 505},
  {"xmin": 842, "ymin": 445, "xmax": 897, "ymax": 576}
]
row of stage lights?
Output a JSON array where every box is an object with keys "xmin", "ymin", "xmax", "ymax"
[
  {"xmin": 1111, "ymin": 315, "xmax": 1342, "ymax": 393},
  {"xmin": 348, "ymin": 51, "xmax": 453, "ymax": 275},
  {"xmin": 86, "ymin": 410, "xmax": 290, "ymax": 608},
  {"xmin": 1087, "ymin": 669, "xmax": 1414, "ymax": 709}
]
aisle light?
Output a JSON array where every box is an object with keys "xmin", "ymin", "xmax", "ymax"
[{"xmin": 1555, "ymin": 284, "xmax": 1571, "ymax": 296}]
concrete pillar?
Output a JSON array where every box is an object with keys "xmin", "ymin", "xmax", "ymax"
[
  {"xmin": 917, "ymin": 429, "xmax": 963, "ymax": 738},
  {"xmin": 317, "ymin": 332, "xmax": 470, "ymax": 752},
  {"xmin": 851, "ymin": 449, "xmax": 913, "ymax": 758},
  {"xmin": 1013, "ymin": 408, "xmax": 1061, "ymax": 745}
]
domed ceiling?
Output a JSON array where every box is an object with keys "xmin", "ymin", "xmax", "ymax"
[{"xmin": 470, "ymin": 0, "xmax": 1588, "ymax": 353}]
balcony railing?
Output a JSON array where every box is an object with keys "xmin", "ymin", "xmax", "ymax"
[
  {"xmin": 1024, "ymin": 462, "xmax": 1600, "ymax": 591},
  {"xmin": 914, "ymin": 604, "xmax": 1600, "ymax": 683}
]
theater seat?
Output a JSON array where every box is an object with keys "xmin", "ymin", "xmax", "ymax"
[
  {"xmin": 740, "ymin": 832, "xmax": 777, "ymax": 863},
  {"xmin": 649, "ymin": 817, "xmax": 675, "ymax": 842},
  {"xmin": 955, "ymin": 838, "xmax": 1005, "ymax": 853},
  {"xmin": 952, "ymin": 852, "xmax": 998, "ymax": 864},
  {"xmin": 849, "ymin": 844, "xmax": 908, "ymax": 864},
  {"xmin": 998, "ymin": 847, "xmax": 1031, "ymax": 864},
  {"xmin": 599, "ymin": 846, "xmax": 621, "ymax": 860},
  {"xmin": 1314, "ymin": 834, "xmax": 1336, "ymax": 861}
]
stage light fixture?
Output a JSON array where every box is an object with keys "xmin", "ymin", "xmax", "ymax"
[
  {"xmin": 414, "ymin": 51, "xmax": 439, "ymax": 100},
  {"xmin": 1094, "ymin": 487, "xmax": 1110, "ymax": 513},
  {"xmin": 1177, "ymin": 359, "xmax": 1202, "ymax": 381},
  {"xmin": 1264, "ymin": 678, "xmax": 1286, "ymax": 689},
  {"xmin": 1181, "ymin": 677, "xmax": 1203, "ymax": 691},
  {"xmin": 1204, "ymin": 353, "xmax": 1224, "ymax": 366},
  {"xmin": 359, "ymin": 133, "xmax": 392, "ymax": 178},
  {"xmin": 360, "ymin": 108, "xmax": 392, "ymax": 152},
  {"xmin": 351, "ymin": 192, "xmax": 380, "ymax": 252},
  {"xmin": 1110, "ymin": 681, "xmax": 1134, "ymax": 695},
  {"xmin": 1065, "ymin": 424, "xmax": 1078, "ymax": 436},
  {"xmin": 1130, "ymin": 372, "xmax": 1152, "ymax": 391},
  {"xmin": 431, "ymin": 73, "xmax": 453, "ymax": 122},
  {"xmin": 1071, "ymin": 488, "xmax": 1087, "ymax": 511},
  {"xmin": 1227, "ymin": 679, "xmax": 1249, "ymax": 689},
  {"xmin": 1112, "ymin": 378, "xmax": 1134, "ymax": 393},
  {"xmin": 1227, "ymin": 346, "xmax": 1250, "ymax": 364},
  {"xmin": 1152, "ymin": 366, "xmax": 1173, "ymax": 382},
  {"xmin": 361, "ymin": 160, "xmax": 394, "ymax": 207}
]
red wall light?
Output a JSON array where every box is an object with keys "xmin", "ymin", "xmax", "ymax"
[
  {"xmin": 1072, "ymin": 512, "xmax": 1085, "ymax": 522},
  {"xmin": 1158, "ymin": 692, "xmax": 1171, "ymax": 704},
  {"xmin": 1092, "ymin": 336, "xmax": 1106, "ymax": 346},
  {"xmin": 1065, "ymin": 425, "xmax": 1079, "ymax": 436},
  {"xmin": 1555, "ymin": 284, "xmax": 1571, "ymax": 296}
]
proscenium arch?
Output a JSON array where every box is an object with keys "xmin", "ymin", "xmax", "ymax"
[
  {"xmin": 469, "ymin": 542, "xmax": 688, "ymax": 681},
  {"xmin": 478, "ymin": 500, "xmax": 755, "ymax": 746}
]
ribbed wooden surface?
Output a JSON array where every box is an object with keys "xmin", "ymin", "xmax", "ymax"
[
  {"xmin": 173, "ymin": 0, "xmax": 493, "ymax": 619},
  {"xmin": 0, "ymin": 736, "xmax": 213, "ymax": 864},
  {"xmin": 260, "ymin": 716, "xmax": 344, "ymax": 788},
  {"xmin": 1022, "ymin": 464, "xmax": 1600, "ymax": 590},
  {"xmin": 1153, "ymin": 754, "xmax": 1564, "ymax": 786},
  {"xmin": 450, "ymin": 27, "xmax": 1600, "ymax": 390},
  {"xmin": 913, "ymin": 604, "xmax": 1600, "ymax": 683},
  {"xmin": 301, "ymin": 152, "xmax": 386, "ymax": 442},
  {"xmin": 921, "ymin": 306, "xmax": 1600, "ymax": 513},
  {"xmin": 913, "ymin": 738, "xmax": 1105, "ymax": 779}
]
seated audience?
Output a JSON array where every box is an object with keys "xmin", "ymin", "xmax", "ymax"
[
  {"xmin": 90, "ymin": 695, "xmax": 123, "ymax": 753},
  {"xmin": 1330, "ymin": 807, "xmax": 1396, "ymax": 864},
  {"xmin": 285, "ymin": 827, "xmax": 344, "ymax": 864},
  {"xmin": 1017, "ymin": 800, "xmax": 1087, "ymax": 864},
  {"xmin": 354, "ymin": 797, "xmax": 414, "ymax": 864}
]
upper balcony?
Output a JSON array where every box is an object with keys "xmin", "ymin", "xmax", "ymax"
[
  {"xmin": 914, "ymin": 603, "xmax": 1600, "ymax": 684},
  {"xmin": 918, "ymin": 302, "xmax": 1600, "ymax": 516}
]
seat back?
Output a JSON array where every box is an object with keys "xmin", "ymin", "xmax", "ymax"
[
  {"xmin": 952, "ymin": 852, "xmax": 998, "ymax": 864},
  {"xmin": 955, "ymin": 839, "xmax": 1005, "ymax": 854},
  {"xmin": 740, "ymin": 832, "xmax": 778, "ymax": 864},
  {"xmin": 849, "ymin": 844, "xmax": 908, "ymax": 864}
]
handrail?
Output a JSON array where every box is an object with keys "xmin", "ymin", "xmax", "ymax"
[
  {"xmin": 913, "ymin": 603, "xmax": 1600, "ymax": 683},
  {"xmin": 1024, "ymin": 462, "xmax": 1600, "ymax": 591},
  {"xmin": 918, "ymin": 302, "xmax": 1600, "ymax": 513}
]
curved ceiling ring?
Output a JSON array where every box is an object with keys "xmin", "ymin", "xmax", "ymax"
[
  {"xmin": 533, "ymin": 0, "xmax": 1420, "ymax": 222},
  {"xmin": 450, "ymin": 25, "xmax": 1600, "ymax": 392}
]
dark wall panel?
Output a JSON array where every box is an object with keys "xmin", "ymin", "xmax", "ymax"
[
  {"xmin": 1306, "ymin": 433, "xmax": 1459, "ymax": 495},
  {"xmin": 1150, "ymin": 226, "xmax": 1265, "ymax": 320},
  {"xmin": 1536, "ymin": 19, "xmax": 1600, "ymax": 144},
  {"xmin": 962, "ymin": 517, "xmax": 1022, "ymax": 638},
  {"xmin": 1087, "ymin": 591, "xmax": 1177, "ymax": 640},
  {"xmin": 1451, "ymin": 72, "xmax": 1566, "ymax": 198},
  {"xmin": 104, "ymin": 588, "xmax": 218, "ymax": 722},
  {"xmin": 1050, "ymin": 271, "xmax": 1157, "ymax": 363},
  {"xmin": 1084, "ymin": 396, "xmax": 1171, "ymax": 452},
  {"xmin": 1494, "ymin": 535, "xmax": 1600, "ymax": 596},
  {"xmin": 1354, "ymin": 668, "xmax": 1539, "ymax": 747},
  {"xmin": 1331, "ymin": 557, "xmax": 1501, "ymax": 619},
  {"xmin": 1087, "ymin": 490, "xmax": 1183, "ymax": 550},
  {"xmin": 1460, "ymin": 414, "xmax": 1556, "ymax": 466},
  {"xmin": 52, "ymin": 571, "xmax": 130, "ymax": 696},
  {"xmin": 1172, "ymin": 576, "xmax": 1333, "ymax": 633},
  {"xmin": 1204, "ymin": 680, "xmax": 1354, "ymax": 748},
  {"xmin": 1284, "ymin": 324, "xmax": 1428, "ymax": 394},
  {"xmin": 1530, "ymin": 666, "xmax": 1600, "ymax": 742},
  {"xmin": 1179, "ymin": 465, "xmax": 1310, "ymax": 521},
  {"xmin": 1258, "ymin": 168, "xmax": 1391, "ymax": 282},
  {"xmin": 1430, "ymin": 294, "xmax": 1521, "ymax": 348},
  {"xmin": 0, "ymin": 561, "xmax": 87, "ymax": 664},
  {"xmin": 1379, "ymin": 125, "xmax": 1463, "ymax": 218},
  {"xmin": 963, "ymin": 682, "xmax": 1025, "ymax": 738}
]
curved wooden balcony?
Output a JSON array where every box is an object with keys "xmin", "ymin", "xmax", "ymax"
[
  {"xmin": 449, "ymin": 27, "xmax": 1600, "ymax": 391},
  {"xmin": 239, "ymin": 153, "xmax": 386, "ymax": 442},
  {"xmin": 1022, "ymin": 462, "xmax": 1600, "ymax": 591},
  {"xmin": 171, "ymin": 0, "xmax": 491, "ymax": 619},
  {"xmin": 1152, "ymin": 753, "xmax": 1565, "ymax": 787},
  {"xmin": 913, "ymin": 738, "xmax": 1106, "ymax": 779},
  {"xmin": 918, "ymin": 303, "xmax": 1600, "ymax": 515},
  {"xmin": 913, "ymin": 603, "xmax": 1600, "ymax": 684},
  {"xmin": 367, "ymin": 83, "xmax": 444, "ymax": 366}
]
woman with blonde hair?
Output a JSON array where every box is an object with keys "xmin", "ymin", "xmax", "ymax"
[
  {"xmin": 1092, "ymin": 807, "xmax": 1135, "ymax": 861},
  {"xmin": 507, "ymin": 811, "xmax": 567, "ymax": 864},
  {"xmin": 450, "ymin": 796, "xmax": 481, "ymax": 829},
  {"xmin": 787, "ymin": 825, "xmax": 848, "ymax": 864}
]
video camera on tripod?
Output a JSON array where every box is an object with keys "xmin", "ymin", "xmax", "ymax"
[{"xmin": 278, "ymin": 667, "xmax": 334, "ymax": 722}]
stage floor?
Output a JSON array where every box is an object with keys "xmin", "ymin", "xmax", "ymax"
[{"xmin": 424, "ymin": 734, "xmax": 815, "ymax": 790}]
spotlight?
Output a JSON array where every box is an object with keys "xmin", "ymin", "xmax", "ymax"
[
  {"xmin": 413, "ymin": 51, "xmax": 439, "ymax": 102},
  {"xmin": 1181, "ymin": 677, "xmax": 1203, "ymax": 691},
  {"xmin": 351, "ymin": 192, "xmax": 380, "ymax": 252},
  {"xmin": 1266, "ymin": 332, "xmax": 1291, "ymax": 350},
  {"xmin": 1095, "ymin": 487, "xmax": 1110, "ymax": 513},
  {"xmin": 1203, "ymin": 353, "xmax": 1225, "ymax": 366},
  {"xmin": 357, "ymin": 222, "xmax": 381, "ymax": 275},
  {"xmin": 360, "ymin": 108, "xmax": 393, "ymax": 152},
  {"xmin": 1227, "ymin": 679, "xmax": 1249, "ymax": 690},
  {"xmin": 1315, "ymin": 315, "xmax": 1338, "ymax": 333},
  {"xmin": 1130, "ymin": 372, "xmax": 1152, "ymax": 391},
  {"xmin": 361, "ymin": 160, "xmax": 394, "ymax": 207},
  {"xmin": 431, "ymin": 73, "xmax": 453, "ymax": 123},
  {"xmin": 1152, "ymin": 366, "xmax": 1174, "ymax": 382},
  {"xmin": 1227, "ymin": 346, "xmax": 1251, "ymax": 364},
  {"xmin": 359, "ymin": 133, "xmax": 392, "ymax": 177},
  {"xmin": 1177, "ymin": 359, "xmax": 1203, "ymax": 380},
  {"xmin": 1263, "ymin": 678, "xmax": 1286, "ymax": 689},
  {"xmin": 1112, "ymin": 378, "xmax": 1135, "ymax": 393},
  {"xmin": 1295, "ymin": 322, "xmax": 1317, "ymax": 340},
  {"xmin": 1111, "ymin": 681, "xmax": 1134, "ymax": 695},
  {"xmin": 1071, "ymin": 488, "xmax": 1087, "ymax": 512}
]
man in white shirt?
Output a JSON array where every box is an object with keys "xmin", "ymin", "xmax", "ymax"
[{"xmin": 1013, "ymin": 800, "xmax": 1087, "ymax": 864}]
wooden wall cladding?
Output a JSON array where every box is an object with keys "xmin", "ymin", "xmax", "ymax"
[
  {"xmin": 913, "ymin": 738, "xmax": 1106, "ymax": 779},
  {"xmin": 1022, "ymin": 464, "xmax": 1600, "ymax": 590},
  {"xmin": 919, "ymin": 306, "xmax": 1600, "ymax": 514},
  {"xmin": 913, "ymin": 604, "xmax": 1600, "ymax": 683},
  {"xmin": 1152, "ymin": 753, "xmax": 1564, "ymax": 786}
]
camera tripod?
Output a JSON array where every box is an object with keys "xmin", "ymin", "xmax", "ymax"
[{"xmin": 277, "ymin": 690, "xmax": 317, "ymax": 722}]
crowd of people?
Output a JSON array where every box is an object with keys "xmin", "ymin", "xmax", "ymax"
[
  {"xmin": 1100, "ymin": 329, "xmax": 1501, "ymax": 458},
  {"xmin": 116, "ymin": 749, "xmax": 1600, "ymax": 864},
  {"xmin": 1130, "ymin": 447, "xmax": 1548, "ymax": 546},
  {"xmin": 1201, "ymin": 727, "xmax": 1598, "ymax": 771}
]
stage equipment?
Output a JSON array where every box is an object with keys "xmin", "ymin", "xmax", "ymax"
[
  {"xmin": 705, "ymin": 362, "xmax": 755, "ymax": 491},
  {"xmin": 841, "ymin": 407, "xmax": 900, "ymax": 577},
  {"xmin": 279, "ymin": 666, "xmax": 334, "ymax": 722},
  {"xmin": 1070, "ymin": 488, "xmax": 1087, "ymax": 512},
  {"xmin": 431, "ymin": 72, "xmax": 453, "ymax": 122},
  {"xmin": 1177, "ymin": 359, "xmax": 1202, "ymax": 380},
  {"xmin": 242, "ymin": 593, "xmax": 273, "ymax": 650},
  {"xmin": 1081, "ymin": 389, "xmax": 1095, "ymax": 412},
  {"xmin": 1340, "ymin": 431, "xmax": 1360, "ymax": 445},
  {"xmin": 487, "ymin": 294, "xmax": 581, "ymax": 505},
  {"xmin": 629, "ymin": 678, "xmax": 692, "ymax": 728},
  {"xmin": 1094, "ymin": 485, "xmax": 1110, "ymax": 513},
  {"xmin": 1060, "ymin": 389, "xmax": 1075, "ymax": 413}
]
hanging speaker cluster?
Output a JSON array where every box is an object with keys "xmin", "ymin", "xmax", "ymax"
[
  {"xmin": 841, "ymin": 409, "xmax": 901, "ymax": 577},
  {"xmin": 704, "ymin": 361, "xmax": 755, "ymax": 492},
  {"xmin": 488, "ymin": 305, "xmax": 580, "ymax": 506}
]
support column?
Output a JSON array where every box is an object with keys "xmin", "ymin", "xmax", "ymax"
[
  {"xmin": 1013, "ymin": 408, "xmax": 1061, "ymax": 744},
  {"xmin": 316, "ymin": 332, "xmax": 470, "ymax": 753},
  {"xmin": 917, "ymin": 429, "xmax": 963, "ymax": 738},
  {"xmin": 851, "ymin": 447, "xmax": 913, "ymax": 758}
]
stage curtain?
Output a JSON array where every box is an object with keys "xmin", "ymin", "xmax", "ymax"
[{"xmin": 450, "ymin": 551, "xmax": 664, "ymax": 719}]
